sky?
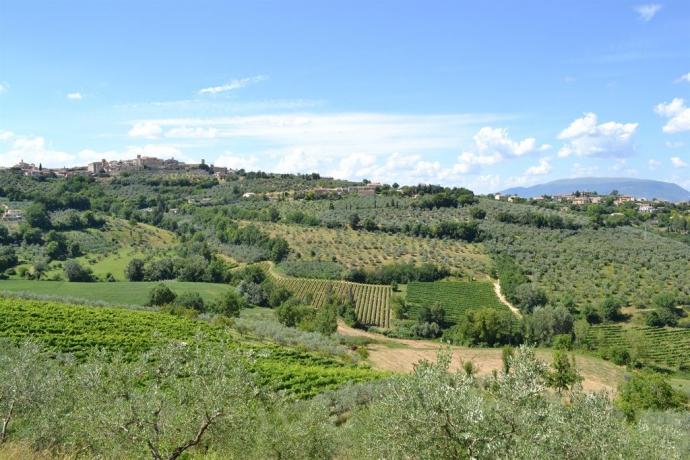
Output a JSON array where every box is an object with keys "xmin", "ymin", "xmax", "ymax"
[{"xmin": 1, "ymin": 0, "xmax": 690, "ymax": 192}]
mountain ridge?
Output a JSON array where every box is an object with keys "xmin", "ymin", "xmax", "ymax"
[{"xmin": 500, "ymin": 177, "xmax": 690, "ymax": 202}]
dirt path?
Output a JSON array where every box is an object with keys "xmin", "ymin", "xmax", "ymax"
[
  {"xmin": 493, "ymin": 281, "xmax": 522, "ymax": 318},
  {"xmin": 339, "ymin": 322, "xmax": 623, "ymax": 394}
]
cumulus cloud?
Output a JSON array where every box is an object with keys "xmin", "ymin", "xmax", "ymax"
[
  {"xmin": 450, "ymin": 127, "xmax": 546, "ymax": 174},
  {"xmin": 557, "ymin": 112, "xmax": 638, "ymax": 158},
  {"xmin": 0, "ymin": 135, "xmax": 74, "ymax": 167},
  {"xmin": 66, "ymin": 92, "xmax": 83, "ymax": 100},
  {"xmin": 655, "ymin": 98, "xmax": 690, "ymax": 133},
  {"xmin": 671, "ymin": 156, "xmax": 688, "ymax": 168},
  {"xmin": 676, "ymin": 72, "xmax": 690, "ymax": 83},
  {"xmin": 128, "ymin": 121, "xmax": 163, "ymax": 139},
  {"xmin": 125, "ymin": 144, "xmax": 184, "ymax": 159},
  {"xmin": 199, "ymin": 75, "xmax": 268, "ymax": 95},
  {"xmin": 634, "ymin": 3, "xmax": 662, "ymax": 22},
  {"xmin": 525, "ymin": 158, "xmax": 552, "ymax": 176},
  {"xmin": 0, "ymin": 130, "xmax": 14, "ymax": 141}
]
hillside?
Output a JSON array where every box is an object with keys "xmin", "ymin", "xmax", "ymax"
[{"xmin": 501, "ymin": 177, "xmax": 690, "ymax": 202}]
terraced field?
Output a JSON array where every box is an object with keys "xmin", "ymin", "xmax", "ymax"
[
  {"xmin": 406, "ymin": 281, "xmax": 509, "ymax": 324},
  {"xmin": 264, "ymin": 265, "xmax": 391, "ymax": 328},
  {"xmin": 586, "ymin": 324, "xmax": 690, "ymax": 370}
]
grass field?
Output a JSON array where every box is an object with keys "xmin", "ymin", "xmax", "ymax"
[
  {"xmin": 406, "ymin": 281, "xmax": 509, "ymax": 324},
  {"xmin": 0, "ymin": 297, "xmax": 382, "ymax": 397},
  {"xmin": 0, "ymin": 280, "xmax": 229, "ymax": 306},
  {"xmin": 254, "ymin": 221, "xmax": 491, "ymax": 277}
]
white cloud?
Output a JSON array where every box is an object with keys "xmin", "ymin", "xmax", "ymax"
[
  {"xmin": 128, "ymin": 121, "xmax": 163, "ymax": 139},
  {"xmin": 449, "ymin": 127, "xmax": 546, "ymax": 174},
  {"xmin": 0, "ymin": 135, "xmax": 74, "ymax": 168},
  {"xmin": 634, "ymin": 4, "xmax": 662, "ymax": 22},
  {"xmin": 557, "ymin": 112, "xmax": 638, "ymax": 157},
  {"xmin": 648, "ymin": 159, "xmax": 661, "ymax": 170},
  {"xmin": 66, "ymin": 92, "xmax": 83, "ymax": 100},
  {"xmin": 524, "ymin": 158, "xmax": 552, "ymax": 176},
  {"xmin": 125, "ymin": 144, "xmax": 184, "ymax": 159},
  {"xmin": 199, "ymin": 75, "xmax": 268, "ymax": 95},
  {"xmin": 165, "ymin": 126, "xmax": 218, "ymax": 139},
  {"xmin": 655, "ymin": 98, "xmax": 690, "ymax": 133},
  {"xmin": 0, "ymin": 130, "xmax": 14, "ymax": 141},
  {"xmin": 214, "ymin": 153, "xmax": 260, "ymax": 170},
  {"xmin": 671, "ymin": 156, "xmax": 688, "ymax": 168},
  {"xmin": 0, "ymin": 82, "xmax": 7, "ymax": 94},
  {"xmin": 676, "ymin": 72, "xmax": 690, "ymax": 83},
  {"xmin": 665, "ymin": 141, "xmax": 685, "ymax": 149}
]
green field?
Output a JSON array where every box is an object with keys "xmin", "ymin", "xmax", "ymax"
[
  {"xmin": 0, "ymin": 297, "xmax": 382, "ymax": 397},
  {"xmin": 0, "ymin": 280, "xmax": 230, "ymax": 306},
  {"xmin": 406, "ymin": 281, "xmax": 509, "ymax": 324},
  {"xmin": 585, "ymin": 324, "xmax": 690, "ymax": 370}
]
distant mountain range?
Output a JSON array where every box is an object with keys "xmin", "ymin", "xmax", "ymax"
[{"xmin": 500, "ymin": 177, "xmax": 690, "ymax": 202}]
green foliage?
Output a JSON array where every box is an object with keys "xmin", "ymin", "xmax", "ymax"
[
  {"xmin": 0, "ymin": 247, "xmax": 18, "ymax": 273},
  {"xmin": 523, "ymin": 306, "xmax": 574, "ymax": 345},
  {"xmin": 600, "ymin": 296, "xmax": 623, "ymax": 322},
  {"xmin": 616, "ymin": 370, "xmax": 688, "ymax": 421},
  {"xmin": 278, "ymin": 259, "xmax": 346, "ymax": 280},
  {"xmin": 212, "ymin": 289, "xmax": 246, "ymax": 317},
  {"xmin": 174, "ymin": 291, "xmax": 205, "ymax": 312},
  {"xmin": 546, "ymin": 350, "xmax": 582, "ymax": 394},
  {"xmin": 124, "ymin": 258, "xmax": 145, "ymax": 281},
  {"xmin": 63, "ymin": 259, "xmax": 94, "ymax": 282},
  {"xmin": 148, "ymin": 283, "xmax": 177, "ymax": 306},
  {"xmin": 443, "ymin": 307, "xmax": 523, "ymax": 347}
]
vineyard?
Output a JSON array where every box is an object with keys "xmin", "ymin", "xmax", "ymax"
[
  {"xmin": 263, "ymin": 265, "xmax": 392, "ymax": 328},
  {"xmin": 586, "ymin": 324, "xmax": 690, "ymax": 370},
  {"xmin": 0, "ymin": 297, "xmax": 382, "ymax": 397},
  {"xmin": 406, "ymin": 281, "xmax": 509, "ymax": 324}
]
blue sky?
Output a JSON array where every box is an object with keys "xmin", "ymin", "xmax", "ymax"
[{"xmin": 1, "ymin": 0, "xmax": 689, "ymax": 192}]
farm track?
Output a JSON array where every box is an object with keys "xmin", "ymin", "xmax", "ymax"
[{"xmin": 493, "ymin": 281, "xmax": 522, "ymax": 318}]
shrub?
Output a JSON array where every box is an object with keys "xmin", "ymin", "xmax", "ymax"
[
  {"xmin": 212, "ymin": 290, "xmax": 246, "ymax": 317},
  {"xmin": 63, "ymin": 259, "xmax": 94, "ymax": 282},
  {"xmin": 616, "ymin": 370, "xmax": 688, "ymax": 421},
  {"xmin": 124, "ymin": 258, "xmax": 145, "ymax": 281},
  {"xmin": 147, "ymin": 283, "xmax": 177, "ymax": 306},
  {"xmin": 174, "ymin": 292, "xmax": 205, "ymax": 312}
]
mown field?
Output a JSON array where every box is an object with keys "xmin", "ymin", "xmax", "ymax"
[
  {"xmin": 0, "ymin": 280, "xmax": 229, "ymax": 306},
  {"xmin": 406, "ymin": 281, "xmax": 509, "ymax": 324},
  {"xmin": 254, "ymin": 221, "xmax": 491, "ymax": 277},
  {"xmin": 0, "ymin": 297, "xmax": 382, "ymax": 397},
  {"xmin": 585, "ymin": 324, "xmax": 690, "ymax": 370}
]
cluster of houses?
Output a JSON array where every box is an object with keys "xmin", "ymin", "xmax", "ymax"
[
  {"xmin": 86, "ymin": 156, "xmax": 229, "ymax": 177},
  {"xmin": 3, "ymin": 156, "xmax": 230, "ymax": 179},
  {"xmin": 493, "ymin": 191, "xmax": 661, "ymax": 213},
  {"xmin": 8, "ymin": 160, "xmax": 88, "ymax": 178},
  {"xmin": 1, "ymin": 204, "xmax": 22, "ymax": 221},
  {"xmin": 310, "ymin": 183, "xmax": 381, "ymax": 198}
]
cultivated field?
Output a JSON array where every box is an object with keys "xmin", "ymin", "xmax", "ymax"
[
  {"xmin": 585, "ymin": 324, "xmax": 690, "ymax": 370},
  {"xmin": 264, "ymin": 264, "xmax": 392, "ymax": 327},
  {"xmin": 254, "ymin": 221, "xmax": 491, "ymax": 277},
  {"xmin": 0, "ymin": 297, "xmax": 382, "ymax": 397},
  {"xmin": 406, "ymin": 280, "xmax": 510, "ymax": 324},
  {"xmin": 0, "ymin": 280, "xmax": 229, "ymax": 306}
]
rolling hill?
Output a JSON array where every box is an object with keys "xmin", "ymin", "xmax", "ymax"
[{"xmin": 501, "ymin": 177, "xmax": 690, "ymax": 202}]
